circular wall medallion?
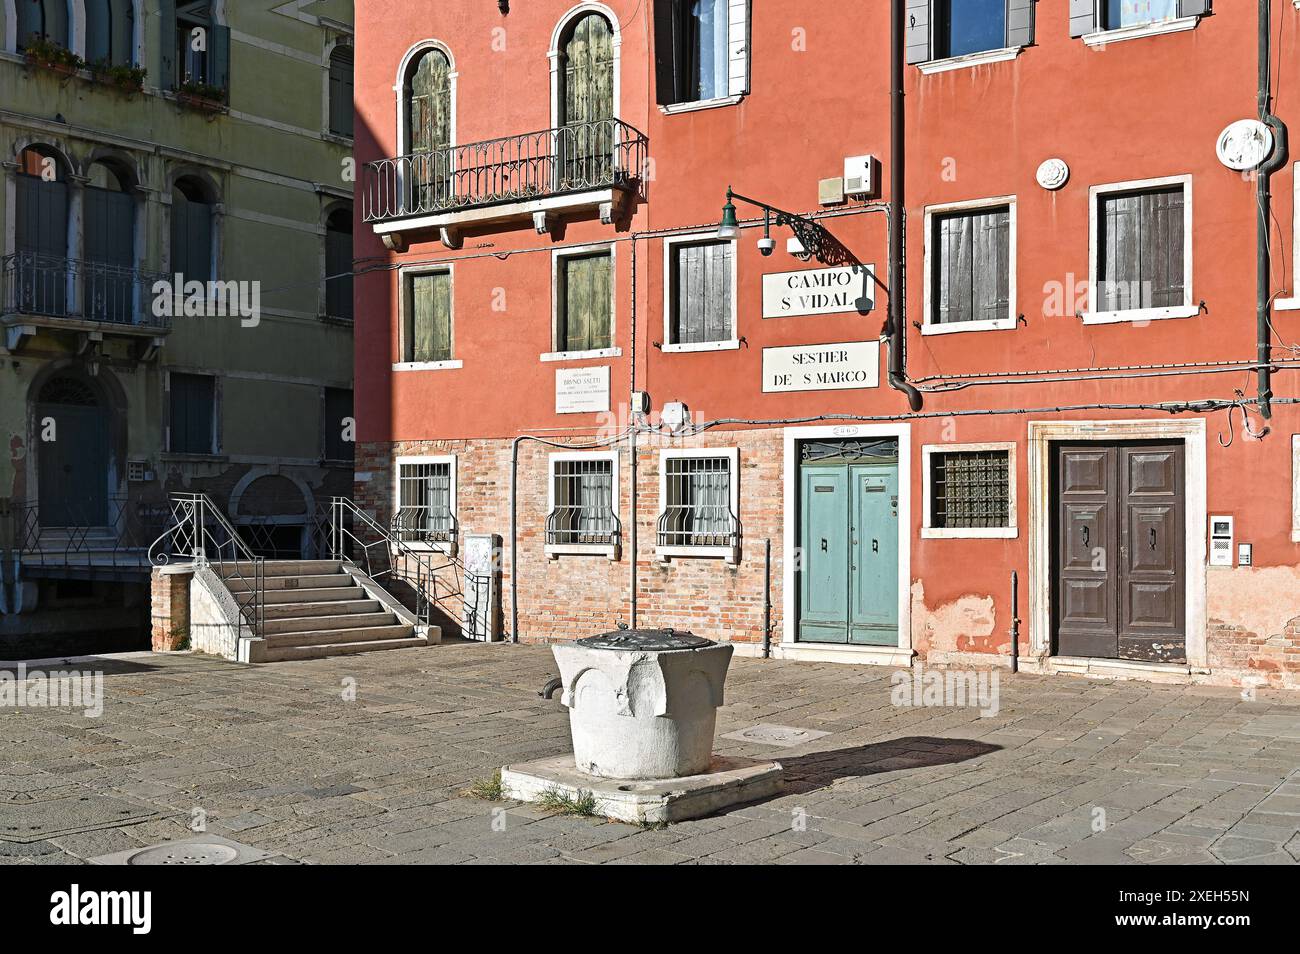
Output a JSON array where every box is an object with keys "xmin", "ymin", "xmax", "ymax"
[
  {"xmin": 1036, "ymin": 158, "xmax": 1070, "ymax": 191},
  {"xmin": 1216, "ymin": 119, "xmax": 1274, "ymax": 171}
]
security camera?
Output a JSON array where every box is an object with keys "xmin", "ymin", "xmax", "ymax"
[{"xmin": 757, "ymin": 236, "xmax": 776, "ymax": 256}]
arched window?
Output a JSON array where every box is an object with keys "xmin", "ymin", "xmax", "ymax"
[
  {"xmin": 170, "ymin": 177, "xmax": 214, "ymax": 285},
  {"xmin": 85, "ymin": 0, "xmax": 135, "ymax": 65},
  {"xmin": 558, "ymin": 13, "xmax": 614, "ymax": 185},
  {"xmin": 163, "ymin": 0, "xmax": 229, "ymax": 93},
  {"xmin": 15, "ymin": 145, "xmax": 69, "ymax": 316},
  {"xmin": 328, "ymin": 45, "xmax": 353, "ymax": 138},
  {"xmin": 16, "ymin": 0, "xmax": 69, "ymax": 50},
  {"xmin": 324, "ymin": 207, "xmax": 353, "ymax": 320},
  {"xmin": 84, "ymin": 160, "xmax": 136, "ymax": 321},
  {"xmin": 405, "ymin": 48, "xmax": 452, "ymax": 205}
]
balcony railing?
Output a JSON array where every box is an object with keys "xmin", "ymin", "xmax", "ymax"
[
  {"xmin": 1, "ymin": 251, "xmax": 169, "ymax": 329},
  {"xmin": 362, "ymin": 118, "xmax": 648, "ymax": 223}
]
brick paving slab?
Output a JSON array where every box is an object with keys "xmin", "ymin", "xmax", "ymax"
[{"xmin": 1, "ymin": 645, "xmax": 1298, "ymax": 864}]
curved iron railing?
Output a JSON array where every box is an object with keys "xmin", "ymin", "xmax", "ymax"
[
  {"xmin": 655, "ymin": 504, "xmax": 741, "ymax": 550},
  {"xmin": 318, "ymin": 496, "xmax": 460, "ymax": 632},
  {"xmin": 390, "ymin": 504, "xmax": 458, "ymax": 548},
  {"xmin": 148, "ymin": 493, "xmax": 265, "ymax": 634},
  {"xmin": 362, "ymin": 118, "xmax": 648, "ymax": 223},
  {"xmin": 13, "ymin": 495, "xmax": 168, "ymax": 573},
  {"xmin": 1, "ymin": 251, "xmax": 169, "ymax": 328}
]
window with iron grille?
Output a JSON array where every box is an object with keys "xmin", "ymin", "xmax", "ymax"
[
  {"xmin": 658, "ymin": 454, "xmax": 738, "ymax": 549},
  {"xmin": 395, "ymin": 459, "xmax": 455, "ymax": 543},
  {"xmin": 930, "ymin": 450, "xmax": 1010, "ymax": 529},
  {"xmin": 547, "ymin": 457, "xmax": 619, "ymax": 547}
]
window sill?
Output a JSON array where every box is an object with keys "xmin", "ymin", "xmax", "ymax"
[
  {"xmin": 1274, "ymin": 297, "xmax": 1300, "ymax": 312},
  {"xmin": 661, "ymin": 339, "xmax": 741, "ymax": 353},
  {"xmin": 655, "ymin": 545, "xmax": 739, "ymax": 565},
  {"xmin": 921, "ymin": 527, "xmax": 1018, "ymax": 540},
  {"xmin": 921, "ymin": 317, "xmax": 1017, "ymax": 336},
  {"xmin": 1081, "ymin": 305, "xmax": 1200, "ymax": 326},
  {"xmin": 545, "ymin": 543, "xmax": 619, "ymax": 561},
  {"xmin": 1082, "ymin": 16, "xmax": 1201, "ymax": 47},
  {"xmin": 162, "ymin": 452, "xmax": 225, "ymax": 463},
  {"xmin": 658, "ymin": 94, "xmax": 744, "ymax": 115},
  {"xmin": 916, "ymin": 46, "xmax": 1023, "ymax": 75},
  {"xmin": 392, "ymin": 540, "xmax": 457, "ymax": 557},
  {"xmin": 393, "ymin": 359, "xmax": 462, "ymax": 371},
  {"xmin": 322, "ymin": 132, "xmax": 354, "ymax": 147},
  {"xmin": 541, "ymin": 347, "xmax": 621, "ymax": 363}
]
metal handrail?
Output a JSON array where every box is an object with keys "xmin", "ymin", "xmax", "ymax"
[
  {"xmin": 13, "ymin": 494, "xmax": 168, "ymax": 572},
  {"xmin": 362, "ymin": 118, "xmax": 648, "ymax": 222},
  {"xmin": 1, "ymin": 251, "xmax": 170, "ymax": 328},
  {"xmin": 318, "ymin": 496, "xmax": 460, "ymax": 632},
  {"xmin": 148, "ymin": 493, "xmax": 264, "ymax": 634}
]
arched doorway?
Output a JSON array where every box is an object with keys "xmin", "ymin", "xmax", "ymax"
[
  {"xmin": 36, "ymin": 373, "xmax": 110, "ymax": 527},
  {"xmin": 557, "ymin": 12, "xmax": 615, "ymax": 187}
]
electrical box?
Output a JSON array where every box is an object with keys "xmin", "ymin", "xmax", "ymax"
[
  {"xmin": 630, "ymin": 390, "xmax": 651, "ymax": 416},
  {"xmin": 660, "ymin": 401, "xmax": 690, "ymax": 431},
  {"xmin": 1209, "ymin": 515, "xmax": 1234, "ymax": 567},
  {"xmin": 843, "ymin": 155, "xmax": 879, "ymax": 197},
  {"xmin": 818, "ymin": 177, "xmax": 845, "ymax": 205},
  {"xmin": 1238, "ymin": 543, "xmax": 1253, "ymax": 567},
  {"xmin": 462, "ymin": 533, "xmax": 503, "ymax": 642}
]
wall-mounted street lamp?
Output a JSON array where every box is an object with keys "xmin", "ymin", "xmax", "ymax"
[{"xmin": 716, "ymin": 186, "xmax": 835, "ymax": 264}]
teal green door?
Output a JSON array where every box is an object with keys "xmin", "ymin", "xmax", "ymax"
[{"xmin": 798, "ymin": 460, "xmax": 898, "ymax": 645}]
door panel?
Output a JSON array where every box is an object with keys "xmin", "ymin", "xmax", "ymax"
[
  {"xmin": 1118, "ymin": 445, "xmax": 1184, "ymax": 662},
  {"xmin": 1054, "ymin": 446, "xmax": 1118, "ymax": 658},
  {"xmin": 37, "ymin": 404, "xmax": 108, "ymax": 527},
  {"xmin": 798, "ymin": 467, "xmax": 849, "ymax": 643},
  {"xmin": 850, "ymin": 464, "xmax": 898, "ymax": 645}
]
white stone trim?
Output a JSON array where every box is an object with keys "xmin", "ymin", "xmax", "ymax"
[
  {"xmin": 662, "ymin": 231, "xmax": 738, "ymax": 351},
  {"xmin": 1277, "ymin": 163, "xmax": 1300, "ymax": 311},
  {"xmin": 782, "ymin": 423, "xmax": 912, "ymax": 659},
  {"xmin": 659, "ymin": 94, "xmax": 744, "ymax": 115},
  {"xmin": 394, "ymin": 453, "xmax": 458, "ymax": 554},
  {"xmin": 551, "ymin": 242, "xmax": 616, "ymax": 357},
  {"xmin": 1026, "ymin": 418, "xmax": 1207, "ymax": 670},
  {"xmin": 548, "ymin": 3, "xmax": 622, "ymax": 129},
  {"xmin": 322, "ymin": 35, "xmax": 354, "ymax": 141},
  {"xmin": 545, "ymin": 449, "xmax": 621, "ymax": 560},
  {"xmin": 393, "ymin": 39, "xmax": 457, "ymax": 160},
  {"xmin": 1084, "ymin": 173, "xmax": 1194, "ymax": 325},
  {"xmin": 916, "ymin": 45, "xmax": 1022, "ymax": 74},
  {"xmin": 921, "ymin": 442, "xmax": 1017, "ymax": 539},
  {"xmin": 1291, "ymin": 434, "xmax": 1300, "ymax": 543},
  {"xmin": 655, "ymin": 446, "xmax": 740, "ymax": 564},
  {"xmin": 922, "ymin": 195, "xmax": 1017, "ymax": 334},
  {"xmin": 396, "ymin": 261, "xmax": 454, "ymax": 365},
  {"xmin": 1082, "ymin": 15, "xmax": 1200, "ymax": 48}
]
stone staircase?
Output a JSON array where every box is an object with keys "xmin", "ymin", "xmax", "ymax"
[{"xmin": 220, "ymin": 560, "xmax": 439, "ymax": 662}]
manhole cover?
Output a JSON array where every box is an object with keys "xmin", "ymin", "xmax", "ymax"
[
  {"xmin": 129, "ymin": 843, "xmax": 241, "ymax": 866},
  {"xmin": 719, "ymin": 724, "xmax": 831, "ymax": 747}
]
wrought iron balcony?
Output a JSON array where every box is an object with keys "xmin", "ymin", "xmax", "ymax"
[
  {"xmin": 362, "ymin": 119, "xmax": 648, "ymax": 245},
  {"xmin": 1, "ymin": 252, "xmax": 171, "ymax": 331}
]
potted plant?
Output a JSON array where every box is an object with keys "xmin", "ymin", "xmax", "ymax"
[
  {"xmin": 176, "ymin": 80, "xmax": 227, "ymax": 113},
  {"xmin": 22, "ymin": 34, "xmax": 83, "ymax": 78},
  {"xmin": 87, "ymin": 57, "xmax": 147, "ymax": 95}
]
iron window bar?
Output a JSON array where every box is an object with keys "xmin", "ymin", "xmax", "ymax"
[
  {"xmin": 656, "ymin": 455, "xmax": 740, "ymax": 549},
  {"xmin": 362, "ymin": 118, "xmax": 648, "ymax": 223},
  {"xmin": 1, "ymin": 251, "xmax": 170, "ymax": 328},
  {"xmin": 931, "ymin": 450, "xmax": 1010, "ymax": 529},
  {"xmin": 393, "ymin": 462, "xmax": 457, "ymax": 546},
  {"xmin": 545, "ymin": 458, "xmax": 621, "ymax": 547}
]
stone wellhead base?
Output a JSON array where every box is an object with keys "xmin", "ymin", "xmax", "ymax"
[{"xmin": 500, "ymin": 754, "xmax": 784, "ymax": 825}]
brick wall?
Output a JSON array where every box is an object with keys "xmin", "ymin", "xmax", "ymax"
[{"xmin": 150, "ymin": 566, "xmax": 192, "ymax": 651}]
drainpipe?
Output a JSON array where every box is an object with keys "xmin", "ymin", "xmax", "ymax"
[
  {"xmin": 1258, "ymin": 0, "xmax": 1289, "ymax": 419},
  {"xmin": 888, "ymin": 0, "xmax": 923, "ymax": 412},
  {"xmin": 509, "ymin": 436, "xmax": 522, "ymax": 643}
]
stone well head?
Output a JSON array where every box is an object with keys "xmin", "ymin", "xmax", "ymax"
[{"xmin": 552, "ymin": 627, "xmax": 733, "ymax": 780}]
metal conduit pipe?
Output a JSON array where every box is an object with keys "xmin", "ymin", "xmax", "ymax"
[
  {"xmin": 888, "ymin": 0, "xmax": 923, "ymax": 412},
  {"xmin": 1258, "ymin": 0, "xmax": 1290, "ymax": 420}
]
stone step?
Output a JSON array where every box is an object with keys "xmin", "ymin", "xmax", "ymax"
[
  {"xmin": 262, "ymin": 599, "xmax": 381, "ymax": 620},
  {"xmin": 226, "ymin": 573, "xmax": 353, "ymax": 593},
  {"xmin": 256, "ymin": 634, "xmax": 430, "ymax": 662},
  {"xmin": 259, "ymin": 585, "xmax": 365, "ymax": 605},
  {"xmin": 217, "ymin": 560, "xmax": 343, "ymax": 578},
  {"xmin": 261, "ymin": 612, "xmax": 398, "ymax": 635},
  {"xmin": 263, "ymin": 624, "xmax": 414, "ymax": 649}
]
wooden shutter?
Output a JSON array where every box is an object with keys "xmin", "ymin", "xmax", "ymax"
[
  {"xmin": 159, "ymin": 0, "xmax": 177, "ymax": 89},
  {"xmin": 211, "ymin": 23, "xmax": 230, "ymax": 97},
  {"xmin": 1145, "ymin": 188, "xmax": 1184, "ymax": 308},
  {"xmin": 1100, "ymin": 192, "xmax": 1139, "ymax": 311},
  {"xmin": 973, "ymin": 208, "xmax": 1010, "ymax": 322},
  {"xmin": 727, "ymin": 0, "xmax": 748, "ymax": 96},
  {"xmin": 409, "ymin": 50, "xmax": 450, "ymax": 154},
  {"xmin": 170, "ymin": 373, "xmax": 214, "ymax": 454},
  {"xmin": 323, "ymin": 388, "xmax": 353, "ymax": 461},
  {"xmin": 673, "ymin": 242, "xmax": 732, "ymax": 344},
  {"xmin": 410, "ymin": 271, "xmax": 451, "ymax": 363},
  {"xmin": 325, "ymin": 218, "xmax": 353, "ymax": 319},
  {"xmin": 563, "ymin": 14, "xmax": 614, "ymax": 126},
  {"xmin": 1179, "ymin": 0, "xmax": 1210, "ymax": 16},
  {"xmin": 86, "ymin": 0, "xmax": 109, "ymax": 63},
  {"xmin": 561, "ymin": 253, "xmax": 611, "ymax": 352},
  {"xmin": 16, "ymin": 175, "xmax": 68, "ymax": 258},
  {"xmin": 936, "ymin": 207, "xmax": 1009, "ymax": 324},
  {"xmin": 905, "ymin": 0, "xmax": 931, "ymax": 64},
  {"xmin": 653, "ymin": 0, "xmax": 682, "ymax": 105},
  {"xmin": 1007, "ymin": 0, "xmax": 1035, "ymax": 48},
  {"xmin": 1068, "ymin": 0, "xmax": 1095, "ymax": 37},
  {"xmin": 329, "ymin": 47, "xmax": 354, "ymax": 137}
]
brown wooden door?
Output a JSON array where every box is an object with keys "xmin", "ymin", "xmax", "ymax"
[{"xmin": 1052, "ymin": 442, "xmax": 1185, "ymax": 663}]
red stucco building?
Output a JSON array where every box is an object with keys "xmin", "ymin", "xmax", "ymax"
[{"xmin": 353, "ymin": 0, "xmax": 1300, "ymax": 689}]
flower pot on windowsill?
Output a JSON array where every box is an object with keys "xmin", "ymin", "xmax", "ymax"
[
  {"xmin": 176, "ymin": 85, "xmax": 228, "ymax": 114},
  {"xmin": 24, "ymin": 52, "xmax": 80, "ymax": 79},
  {"xmin": 88, "ymin": 61, "xmax": 146, "ymax": 96}
]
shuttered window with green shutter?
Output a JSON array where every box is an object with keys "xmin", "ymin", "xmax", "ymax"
[
  {"xmin": 560, "ymin": 14, "xmax": 615, "ymax": 187},
  {"xmin": 328, "ymin": 46, "xmax": 354, "ymax": 138},
  {"xmin": 169, "ymin": 372, "xmax": 216, "ymax": 455},
  {"xmin": 406, "ymin": 270, "xmax": 452, "ymax": 363},
  {"xmin": 557, "ymin": 252, "xmax": 612, "ymax": 353},
  {"xmin": 408, "ymin": 49, "xmax": 452, "ymax": 204}
]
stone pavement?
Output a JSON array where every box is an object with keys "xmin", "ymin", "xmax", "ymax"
[{"xmin": 2, "ymin": 644, "xmax": 1299, "ymax": 865}]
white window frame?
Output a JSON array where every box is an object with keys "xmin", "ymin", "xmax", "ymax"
[
  {"xmin": 921, "ymin": 442, "xmax": 1017, "ymax": 539},
  {"xmin": 549, "ymin": 3, "xmax": 623, "ymax": 130},
  {"xmin": 393, "ymin": 454, "xmax": 458, "ymax": 554},
  {"xmin": 1084, "ymin": 174, "xmax": 1196, "ymax": 326},
  {"xmin": 662, "ymin": 232, "xmax": 739, "ymax": 352},
  {"xmin": 394, "ymin": 263, "xmax": 462, "ymax": 371},
  {"xmin": 655, "ymin": 447, "xmax": 740, "ymax": 563},
  {"xmin": 914, "ymin": 1, "xmax": 1026, "ymax": 75},
  {"xmin": 545, "ymin": 450, "xmax": 621, "ymax": 559},
  {"xmin": 657, "ymin": 0, "xmax": 751, "ymax": 114},
  {"xmin": 1081, "ymin": 2, "xmax": 1202, "ymax": 48},
  {"xmin": 1276, "ymin": 163, "xmax": 1300, "ymax": 312},
  {"xmin": 922, "ymin": 196, "xmax": 1017, "ymax": 335},
  {"xmin": 1291, "ymin": 435, "xmax": 1300, "ymax": 542},
  {"xmin": 323, "ymin": 37, "xmax": 355, "ymax": 143},
  {"xmin": 545, "ymin": 243, "xmax": 621, "ymax": 362}
]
